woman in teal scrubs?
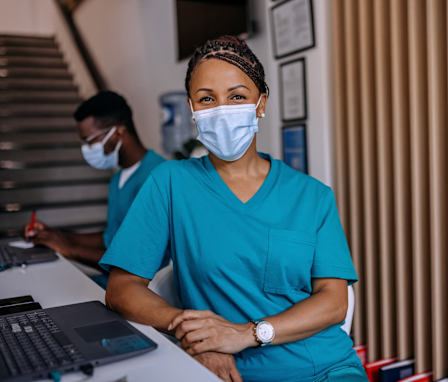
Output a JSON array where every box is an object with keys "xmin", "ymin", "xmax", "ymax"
[{"xmin": 100, "ymin": 36, "xmax": 368, "ymax": 382}]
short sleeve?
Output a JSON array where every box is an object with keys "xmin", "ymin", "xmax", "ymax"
[
  {"xmin": 311, "ymin": 188, "xmax": 358, "ymax": 285},
  {"xmin": 102, "ymin": 175, "xmax": 118, "ymax": 249},
  {"xmin": 99, "ymin": 174, "xmax": 170, "ymax": 279},
  {"xmin": 102, "ymin": 214, "xmax": 113, "ymax": 249}
]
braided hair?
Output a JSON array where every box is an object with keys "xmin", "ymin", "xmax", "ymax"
[{"xmin": 185, "ymin": 36, "xmax": 269, "ymax": 97}]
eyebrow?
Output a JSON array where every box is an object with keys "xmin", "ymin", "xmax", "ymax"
[
  {"xmin": 228, "ymin": 85, "xmax": 249, "ymax": 91},
  {"xmin": 194, "ymin": 85, "xmax": 250, "ymax": 94},
  {"xmin": 195, "ymin": 88, "xmax": 213, "ymax": 94}
]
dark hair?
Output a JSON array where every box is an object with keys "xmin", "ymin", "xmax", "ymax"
[
  {"xmin": 185, "ymin": 35, "xmax": 269, "ymax": 97},
  {"xmin": 74, "ymin": 90, "xmax": 137, "ymax": 137}
]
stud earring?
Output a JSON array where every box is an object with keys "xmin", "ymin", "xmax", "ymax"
[{"xmin": 261, "ymin": 113, "xmax": 265, "ymax": 118}]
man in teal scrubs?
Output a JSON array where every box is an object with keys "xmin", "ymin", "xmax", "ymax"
[
  {"xmin": 25, "ymin": 91, "xmax": 165, "ymax": 271},
  {"xmin": 100, "ymin": 154, "xmax": 365, "ymax": 381}
]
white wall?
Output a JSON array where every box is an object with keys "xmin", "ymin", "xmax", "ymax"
[
  {"xmin": 0, "ymin": 0, "xmax": 54, "ymax": 35},
  {"xmin": 74, "ymin": 0, "xmax": 334, "ymax": 185},
  {"xmin": 0, "ymin": 0, "xmax": 97, "ymax": 98},
  {"xmin": 74, "ymin": 0, "xmax": 187, "ymax": 153},
  {"xmin": 260, "ymin": 0, "xmax": 334, "ymax": 186},
  {"xmin": 0, "ymin": 0, "xmax": 334, "ymax": 185},
  {"xmin": 73, "ymin": 0, "xmax": 279, "ymax": 159}
]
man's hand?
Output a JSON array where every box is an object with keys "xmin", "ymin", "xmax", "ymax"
[
  {"xmin": 31, "ymin": 229, "xmax": 74, "ymax": 257},
  {"xmin": 24, "ymin": 220, "xmax": 47, "ymax": 239},
  {"xmin": 193, "ymin": 352, "xmax": 242, "ymax": 382}
]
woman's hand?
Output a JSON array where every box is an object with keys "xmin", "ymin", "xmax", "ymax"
[
  {"xmin": 168, "ymin": 310, "xmax": 256, "ymax": 355},
  {"xmin": 193, "ymin": 352, "xmax": 242, "ymax": 382}
]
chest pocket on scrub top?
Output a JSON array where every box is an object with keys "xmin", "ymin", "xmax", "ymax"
[{"xmin": 263, "ymin": 229, "xmax": 317, "ymax": 295}]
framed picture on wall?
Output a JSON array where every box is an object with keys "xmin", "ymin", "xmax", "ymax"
[
  {"xmin": 282, "ymin": 124, "xmax": 308, "ymax": 173},
  {"xmin": 279, "ymin": 57, "xmax": 307, "ymax": 122},
  {"xmin": 270, "ymin": 0, "xmax": 315, "ymax": 59}
]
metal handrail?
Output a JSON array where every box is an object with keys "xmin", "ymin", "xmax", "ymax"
[{"xmin": 55, "ymin": 0, "xmax": 106, "ymax": 90}]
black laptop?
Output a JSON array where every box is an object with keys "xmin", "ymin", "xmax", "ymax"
[
  {"xmin": 0, "ymin": 243, "xmax": 58, "ymax": 271},
  {"xmin": 0, "ymin": 301, "xmax": 158, "ymax": 381}
]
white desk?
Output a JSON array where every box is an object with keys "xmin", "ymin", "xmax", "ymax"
[{"xmin": 0, "ymin": 253, "xmax": 221, "ymax": 382}]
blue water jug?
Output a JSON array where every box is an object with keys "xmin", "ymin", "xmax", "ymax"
[{"xmin": 160, "ymin": 91, "xmax": 195, "ymax": 157}]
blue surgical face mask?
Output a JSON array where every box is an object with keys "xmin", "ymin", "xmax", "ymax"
[
  {"xmin": 81, "ymin": 126, "xmax": 122, "ymax": 170},
  {"xmin": 189, "ymin": 96, "xmax": 262, "ymax": 162}
]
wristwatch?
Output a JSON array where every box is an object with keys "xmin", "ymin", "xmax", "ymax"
[{"xmin": 251, "ymin": 320, "xmax": 275, "ymax": 347}]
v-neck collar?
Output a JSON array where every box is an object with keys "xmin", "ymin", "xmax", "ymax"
[
  {"xmin": 116, "ymin": 150, "xmax": 152, "ymax": 191},
  {"xmin": 203, "ymin": 152, "xmax": 278, "ymax": 209}
]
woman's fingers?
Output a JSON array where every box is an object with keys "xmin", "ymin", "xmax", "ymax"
[
  {"xmin": 193, "ymin": 352, "xmax": 240, "ymax": 382},
  {"xmin": 168, "ymin": 309, "xmax": 215, "ymax": 330},
  {"xmin": 181, "ymin": 327, "xmax": 213, "ymax": 348},
  {"xmin": 175, "ymin": 316, "xmax": 222, "ymax": 340},
  {"xmin": 185, "ymin": 338, "xmax": 215, "ymax": 355},
  {"xmin": 229, "ymin": 366, "xmax": 243, "ymax": 382}
]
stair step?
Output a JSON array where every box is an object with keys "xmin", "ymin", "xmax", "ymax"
[
  {"xmin": 0, "ymin": 103, "xmax": 77, "ymax": 117},
  {"xmin": 1, "ymin": 131, "xmax": 79, "ymax": 147},
  {"xmin": 0, "ymin": 46, "xmax": 62, "ymax": 58},
  {"xmin": 0, "ymin": 203, "xmax": 107, "ymax": 233},
  {"xmin": 0, "ymin": 35, "xmax": 56, "ymax": 47},
  {"xmin": 0, "ymin": 56, "xmax": 66, "ymax": 68},
  {"xmin": 0, "ymin": 165, "xmax": 112, "ymax": 184},
  {"xmin": 0, "ymin": 121, "xmax": 76, "ymax": 134},
  {"xmin": 0, "ymin": 77, "xmax": 76, "ymax": 90},
  {"xmin": 1, "ymin": 220, "xmax": 106, "ymax": 238},
  {"xmin": 0, "ymin": 177, "xmax": 110, "ymax": 190},
  {"xmin": 0, "ymin": 117, "xmax": 74, "ymax": 131},
  {"xmin": 0, "ymin": 143, "xmax": 79, "ymax": 151},
  {"xmin": 0, "ymin": 67, "xmax": 71, "ymax": 79},
  {"xmin": 0, "ymin": 148, "xmax": 83, "ymax": 166},
  {"xmin": 0, "ymin": 90, "xmax": 81, "ymax": 104},
  {"xmin": 0, "ymin": 183, "xmax": 109, "ymax": 205}
]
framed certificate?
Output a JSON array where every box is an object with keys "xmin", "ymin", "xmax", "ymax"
[
  {"xmin": 282, "ymin": 124, "xmax": 308, "ymax": 173},
  {"xmin": 279, "ymin": 57, "xmax": 307, "ymax": 122},
  {"xmin": 270, "ymin": 0, "xmax": 315, "ymax": 59}
]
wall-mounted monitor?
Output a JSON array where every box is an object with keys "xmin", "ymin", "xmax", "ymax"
[{"xmin": 176, "ymin": 0, "xmax": 252, "ymax": 61}]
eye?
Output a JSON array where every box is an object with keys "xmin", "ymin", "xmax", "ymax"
[
  {"xmin": 199, "ymin": 96, "xmax": 214, "ymax": 104},
  {"xmin": 230, "ymin": 94, "xmax": 247, "ymax": 102}
]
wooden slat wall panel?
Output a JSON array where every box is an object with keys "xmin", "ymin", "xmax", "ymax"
[
  {"xmin": 331, "ymin": 0, "xmax": 448, "ymax": 378},
  {"xmin": 427, "ymin": 0, "xmax": 448, "ymax": 378},
  {"xmin": 342, "ymin": 0, "xmax": 365, "ymax": 346},
  {"xmin": 390, "ymin": 0, "xmax": 414, "ymax": 360},
  {"xmin": 358, "ymin": 0, "xmax": 380, "ymax": 361},
  {"xmin": 373, "ymin": 0, "xmax": 396, "ymax": 358},
  {"xmin": 408, "ymin": 0, "xmax": 432, "ymax": 373},
  {"xmin": 331, "ymin": 0, "xmax": 351, "ymax": 247}
]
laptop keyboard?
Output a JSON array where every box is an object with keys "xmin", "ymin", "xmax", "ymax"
[
  {"xmin": 0, "ymin": 246, "xmax": 13, "ymax": 269},
  {"xmin": 0, "ymin": 310, "xmax": 84, "ymax": 377}
]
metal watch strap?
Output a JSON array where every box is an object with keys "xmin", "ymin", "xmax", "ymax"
[{"xmin": 250, "ymin": 320, "xmax": 264, "ymax": 347}]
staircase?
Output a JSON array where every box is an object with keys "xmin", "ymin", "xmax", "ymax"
[{"xmin": 0, "ymin": 34, "xmax": 110, "ymax": 237}]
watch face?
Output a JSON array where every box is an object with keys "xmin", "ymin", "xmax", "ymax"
[{"xmin": 257, "ymin": 321, "xmax": 275, "ymax": 343}]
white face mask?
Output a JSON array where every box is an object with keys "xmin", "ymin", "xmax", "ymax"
[
  {"xmin": 189, "ymin": 96, "xmax": 263, "ymax": 162},
  {"xmin": 81, "ymin": 127, "xmax": 122, "ymax": 169}
]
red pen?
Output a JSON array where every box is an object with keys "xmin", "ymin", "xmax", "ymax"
[{"xmin": 29, "ymin": 210, "xmax": 36, "ymax": 232}]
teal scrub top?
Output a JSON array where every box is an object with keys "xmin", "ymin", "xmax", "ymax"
[
  {"xmin": 100, "ymin": 153, "xmax": 363, "ymax": 382},
  {"xmin": 102, "ymin": 149, "xmax": 165, "ymax": 248}
]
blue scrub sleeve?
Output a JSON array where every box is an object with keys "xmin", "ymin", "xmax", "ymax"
[
  {"xmin": 99, "ymin": 174, "xmax": 170, "ymax": 280},
  {"xmin": 102, "ymin": 223, "xmax": 112, "ymax": 249},
  {"xmin": 311, "ymin": 188, "xmax": 358, "ymax": 285},
  {"xmin": 102, "ymin": 180, "xmax": 115, "ymax": 249}
]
